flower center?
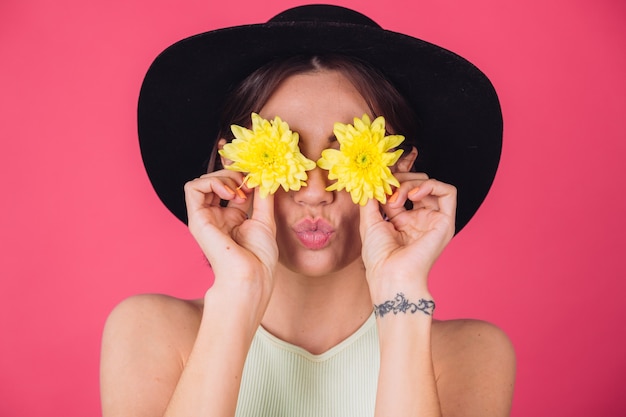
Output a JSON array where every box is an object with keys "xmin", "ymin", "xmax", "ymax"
[
  {"xmin": 355, "ymin": 150, "xmax": 374, "ymax": 168},
  {"xmin": 255, "ymin": 141, "xmax": 281, "ymax": 167}
]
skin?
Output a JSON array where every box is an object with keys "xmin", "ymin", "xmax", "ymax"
[{"xmin": 101, "ymin": 70, "xmax": 516, "ymax": 417}]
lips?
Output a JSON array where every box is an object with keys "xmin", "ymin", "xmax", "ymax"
[{"xmin": 293, "ymin": 218, "xmax": 335, "ymax": 250}]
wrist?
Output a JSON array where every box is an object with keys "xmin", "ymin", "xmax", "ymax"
[
  {"xmin": 373, "ymin": 291, "xmax": 436, "ymax": 319},
  {"xmin": 204, "ymin": 279, "xmax": 273, "ymax": 327},
  {"xmin": 368, "ymin": 274, "xmax": 431, "ymax": 301}
]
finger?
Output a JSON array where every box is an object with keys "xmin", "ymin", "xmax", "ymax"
[
  {"xmin": 184, "ymin": 176, "xmax": 250, "ymax": 223},
  {"xmin": 409, "ymin": 189, "xmax": 439, "ymax": 211},
  {"xmin": 382, "ymin": 178, "xmax": 428, "ymax": 220},
  {"xmin": 184, "ymin": 177, "xmax": 233, "ymax": 209},
  {"xmin": 359, "ymin": 197, "xmax": 384, "ymax": 237},
  {"xmin": 197, "ymin": 171, "xmax": 247, "ymax": 200},
  {"xmin": 249, "ymin": 188, "xmax": 275, "ymax": 230},
  {"xmin": 406, "ymin": 179, "xmax": 457, "ymax": 218},
  {"xmin": 222, "ymin": 181, "xmax": 255, "ymax": 216}
]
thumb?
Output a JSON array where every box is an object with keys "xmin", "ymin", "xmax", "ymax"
[
  {"xmin": 250, "ymin": 188, "xmax": 276, "ymax": 230},
  {"xmin": 359, "ymin": 198, "xmax": 383, "ymax": 238}
]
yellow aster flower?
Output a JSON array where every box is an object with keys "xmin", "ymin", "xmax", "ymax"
[
  {"xmin": 219, "ymin": 113, "xmax": 316, "ymax": 197},
  {"xmin": 317, "ymin": 114, "xmax": 405, "ymax": 205}
]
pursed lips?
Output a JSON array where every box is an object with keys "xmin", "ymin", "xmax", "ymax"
[{"xmin": 292, "ymin": 218, "xmax": 335, "ymax": 250}]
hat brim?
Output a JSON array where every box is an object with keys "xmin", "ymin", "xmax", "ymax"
[{"xmin": 138, "ymin": 16, "xmax": 502, "ymax": 233}]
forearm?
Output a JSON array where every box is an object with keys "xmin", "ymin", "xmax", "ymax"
[
  {"xmin": 373, "ymin": 285, "xmax": 441, "ymax": 417},
  {"xmin": 164, "ymin": 283, "xmax": 267, "ymax": 417}
]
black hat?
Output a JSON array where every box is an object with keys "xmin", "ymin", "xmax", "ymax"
[{"xmin": 138, "ymin": 4, "xmax": 502, "ymax": 233}]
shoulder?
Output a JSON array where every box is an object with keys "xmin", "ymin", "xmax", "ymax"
[
  {"xmin": 431, "ymin": 319, "xmax": 516, "ymax": 416},
  {"xmin": 432, "ymin": 318, "xmax": 515, "ymax": 362},
  {"xmin": 104, "ymin": 294, "xmax": 202, "ymax": 342},
  {"xmin": 105, "ymin": 293, "xmax": 203, "ymax": 320},
  {"xmin": 101, "ymin": 294, "xmax": 203, "ymax": 370},
  {"xmin": 101, "ymin": 294, "xmax": 203, "ymax": 415}
]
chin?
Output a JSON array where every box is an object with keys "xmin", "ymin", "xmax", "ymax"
[{"xmin": 278, "ymin": 248, "xmax": 362, "ymax": 278}]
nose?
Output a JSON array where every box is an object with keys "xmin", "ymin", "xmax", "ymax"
[{"xmin": 293, "ymin": 166, "xmax": 333, "ymax": 206}]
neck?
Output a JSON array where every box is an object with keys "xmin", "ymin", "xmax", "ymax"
[{"xmin": 261, "ymin": 258, "xmax": 373, "ymax": 355}]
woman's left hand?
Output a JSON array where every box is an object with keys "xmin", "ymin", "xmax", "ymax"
[{"xmin": 360, "ymin": 172, "xmax": 457, "ymax": 295}]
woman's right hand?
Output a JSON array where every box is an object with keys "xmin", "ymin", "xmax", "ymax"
[{"xmin": 184, "ymin": 170, "xmax": 278, "ymax": 303}]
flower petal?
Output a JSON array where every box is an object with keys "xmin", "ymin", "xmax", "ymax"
[
  {"xmin": 317, "ymin": 114, "xmax": 406, "ymax": 205},
  {"xmin": 218, "ymin": 113, "xmax": 316, "ymax": 197}
]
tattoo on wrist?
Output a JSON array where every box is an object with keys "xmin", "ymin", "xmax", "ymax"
[{"xmin": 374, "ymin": 293, "xmax": 435, "ymax": 318}]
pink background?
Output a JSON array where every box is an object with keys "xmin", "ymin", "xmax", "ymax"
[{"xmin": 1, "ymin": 0, "xmax": 624, "ymax": 415}]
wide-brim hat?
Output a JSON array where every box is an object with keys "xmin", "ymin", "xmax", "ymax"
[{"xmin": 138, "ymin": 4, "xmax": 502, "ymax": 233}]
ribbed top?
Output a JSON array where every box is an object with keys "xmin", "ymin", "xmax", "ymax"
[{"xmin": 235, "ymin": 313, "xmax": 380, "ymax": 417}]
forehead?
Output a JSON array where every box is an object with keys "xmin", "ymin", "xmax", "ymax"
[{"xmin": 258, "ymin": 70, "xmax": 371, "ymax": 136}]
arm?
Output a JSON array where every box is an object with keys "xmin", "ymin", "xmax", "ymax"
[
  {"xmin": 100, "ymin": 171, "xmax": 278, "ymax": 417},
  {"xmin": 362, "ymin": 175, "xmax": 513, "ymax": 416},
  {"xmin": 164, "ymin": 174, "xmax": 277, "ymax": 417},
  {"xmin": 433, "ymin": 319, "xmax": 516, "ymax": 417},
  {"xmin": 162, "ymin": 286, "xmax": 267, "ymax": 417},
  {"xmin": 100, "ymin": 294, "xmax": 202, "ymax": 417},
  {"xmin": 373, "ymin": 289, "xmax": 441, "ymax": 416},
  {"xmin": 361, "ymin": 176, "xmax": 455, "ymax": 417}
]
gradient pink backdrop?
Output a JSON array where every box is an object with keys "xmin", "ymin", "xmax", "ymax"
[{"xmin": 1, "ymin": 0, "xmax": 624, "ymax": 415}]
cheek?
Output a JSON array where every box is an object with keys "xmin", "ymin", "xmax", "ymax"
[
  {"xmin": 272, "ymin": 190, "xmax": 290, "ymax": 220},
  {"xmin": 341, "ymin": 208, "xmax": 362, "ymax": 249},
  {"xmin": 272, "ymin": 192, "xmax": 295, "ymax": 243},
  {"xmin": 333, "ymin": 195, "xmax": 362, "ymax": 242}
]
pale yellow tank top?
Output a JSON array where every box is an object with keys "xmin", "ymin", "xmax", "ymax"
[{"xmin": 235, "ymin": 313, "xmax": 379, "ymax": 417}]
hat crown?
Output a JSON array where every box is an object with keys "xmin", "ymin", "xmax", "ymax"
[
  {"xmin": 268, "ymin": 4, "xmax": 381, "ymax": 28},
  {"xmin": 139, "ymin": 5, "xmax": 502, "ymax": 232}
]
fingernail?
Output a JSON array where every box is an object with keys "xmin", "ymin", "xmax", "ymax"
[
  {"xmin": 388, "ymin": 190, "xmax": 399, "ymax": 203},
  {"xmin": 235, "ymin": 187, "xmax": 247, "ymax": 199},
  {"xmin": 408, "ymin": 186, "xmax": 421, "ymax": 196},
  {"xmin": 224, "ymin": 185, "xmax": 236, "ymax": 195}
]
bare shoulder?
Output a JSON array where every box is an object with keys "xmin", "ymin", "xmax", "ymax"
[
  {"xmin": 100, "ymin": 294, "xmax": 203, "ymax": 416},
  {"xmin": 431, "ymin": 319, "xmax": 516, "ymax": 417},
  {"xmin": 432, "ymin": 318, "xmax": 515, "ymax": 364},
  {"xmin": 103, "ymin": 294, "xmax": 203, "ymax": 352},
  {"xmin": 105, "ymin": 293, "xmax": 203, "ymax": 326}
]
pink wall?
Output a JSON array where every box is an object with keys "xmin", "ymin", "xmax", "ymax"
[{"xmin": 1, "ymin": 0, "xmax": 624, "ymax": 415}]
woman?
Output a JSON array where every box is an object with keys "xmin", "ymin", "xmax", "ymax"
[{"xmin": 101, "ymin": 5, "xmax": 515, "ymax": 417}]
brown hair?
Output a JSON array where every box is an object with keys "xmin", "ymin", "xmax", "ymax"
[{"xmin": 207, "ymin": 55, "xmax": 419, "ymax": 171}]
